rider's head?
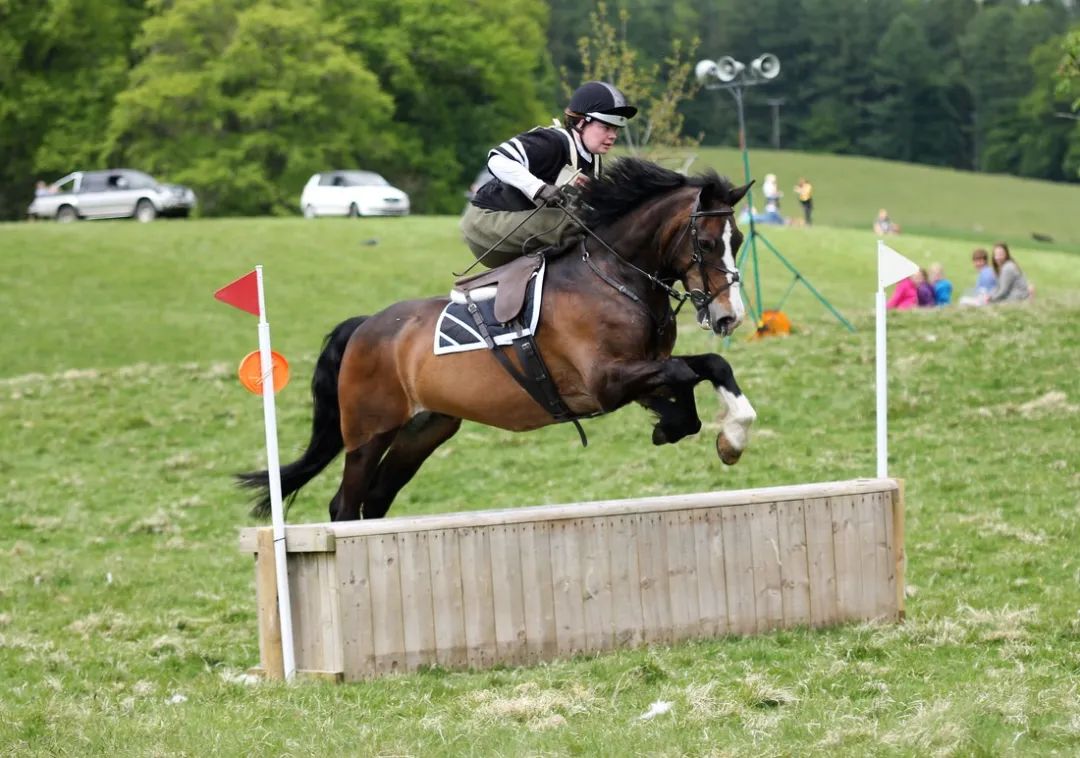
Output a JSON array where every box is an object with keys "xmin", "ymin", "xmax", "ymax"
[{"xmin": 564, "ymin": 81, "xmax": 638, "ymax": 155}]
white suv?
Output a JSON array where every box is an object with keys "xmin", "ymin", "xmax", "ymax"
[
  {"xmin": 28, "ymin": 169, "xmax": 197, "ymax": 222},
  {"xmin": 300, "ymin": 171, "xmax": 410, "ymax": 218}
]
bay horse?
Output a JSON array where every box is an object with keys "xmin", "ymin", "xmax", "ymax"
[{"xmin": 240, "ymin": 158, "xmax": 757, "ymax": 521}]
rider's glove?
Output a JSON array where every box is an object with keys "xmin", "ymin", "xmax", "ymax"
[{"xmin": 534, "ymin": 183, "xmax": 563, "ymax": 206}]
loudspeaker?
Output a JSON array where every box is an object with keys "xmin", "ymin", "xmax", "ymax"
[{"xmin": 750, "ymin": 54, "xmax": 780, "ymax": 80}]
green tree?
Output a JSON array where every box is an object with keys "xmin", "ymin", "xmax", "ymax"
[
  {"xmin": 0, "ymin": 0, "xmax": 148, "ymax": 219},
  {"xmin": 107, "ymin": 0, "xmax": 396, "ymax": 216},
  {"xmin": 573, "ymin": 2, "xmax": 700, "ymax": 154},
  {"xmin": 326, "ymin": 0, "xmax": 553, "ymax": 212}
]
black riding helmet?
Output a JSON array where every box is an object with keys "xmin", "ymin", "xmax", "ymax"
[{"xmin": 566, "ymin": 81, "xmax": 638, "ymax": 128}]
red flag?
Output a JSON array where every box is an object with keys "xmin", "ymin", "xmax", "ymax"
[{"xmin": 214, "ymin": 270, "xmax": 260, "ymax": 316}]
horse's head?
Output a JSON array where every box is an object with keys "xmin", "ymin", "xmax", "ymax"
[
  {"xmin": 579, "ymin": 159, "xmax": 752, "ymax": 335},
  {"xmin": 671, "ymin": 177, "xmax": 752, "ymax": 336}
]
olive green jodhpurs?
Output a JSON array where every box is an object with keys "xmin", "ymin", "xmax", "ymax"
[{"xmin": 460, "ymin": 204, "xmax": 580, "ymax": 268}]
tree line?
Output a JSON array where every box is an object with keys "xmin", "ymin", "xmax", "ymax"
[{"xmin": 1, "ymin": 0, "xmax": 1077, "ymax": 220}]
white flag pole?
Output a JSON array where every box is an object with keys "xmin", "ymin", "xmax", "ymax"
[
  {"xmin": 255, "ymin": 265, "xmax": 296, "ymax": 681},
  {"xmin": 875, "ymin": 240, "xmax": 918, "ymax": 480},
  {"xmin": 875, "ymin": 284, "xmax": 888, "ymax": 478}
]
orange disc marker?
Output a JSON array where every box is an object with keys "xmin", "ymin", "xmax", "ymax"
[{"xmin": 237, "ymin": 350, "xmax": 290, "ymax": 394}]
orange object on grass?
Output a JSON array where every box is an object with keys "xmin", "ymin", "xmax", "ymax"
[
  {"xmin": 238, "ymin": 350, "xmax": 290, "ymax": 394},
  {"xmin": 753, "ymin": 309, "xmax": 792, "ymax": 339}
]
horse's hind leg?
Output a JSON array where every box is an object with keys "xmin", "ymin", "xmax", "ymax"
[
  {"xmin": 335, "ymin": 429, "xmax": 398, "ymax": 521},
  {"xmin": 362, "ymin": 412, "xmax": 462, "ymax": 519}
]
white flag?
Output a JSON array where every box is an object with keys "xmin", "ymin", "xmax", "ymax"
[{"xmin": 877, "ymin": 240, "xmax": 919, "ymax": 290}]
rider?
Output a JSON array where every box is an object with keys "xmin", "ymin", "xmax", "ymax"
[{"xmin": 460, "ymin": 81, "xmax": 638, "ymax": 268}]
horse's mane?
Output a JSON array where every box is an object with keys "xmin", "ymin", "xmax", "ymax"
[{"xmin": 580, "ymin": 157, "xmax": 736, "ymax": 228}]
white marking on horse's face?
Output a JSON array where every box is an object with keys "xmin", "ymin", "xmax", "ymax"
[
  {"xmin": 705, "ymin": 220, "xmax": 745, "ymax": 333},
  {"xmin": 716, "ymin": 386, "xmax": 756, "ymax": 451}
]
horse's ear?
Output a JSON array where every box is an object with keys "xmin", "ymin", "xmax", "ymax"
[{"xmin": 728, "ymin": 181, "xmax": 754, "ymax": 207}]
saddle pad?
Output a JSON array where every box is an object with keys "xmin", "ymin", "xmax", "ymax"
[{"xmin": 433, "ymin": 259, "xmax": 546, "ymax": 355}]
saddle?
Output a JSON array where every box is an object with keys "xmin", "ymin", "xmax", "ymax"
[{"xmin": 453, "ymin": 254, "xmax": 542, "ymax": 324}]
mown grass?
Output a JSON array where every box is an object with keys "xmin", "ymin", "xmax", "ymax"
[{"xmin": 1, "ymin": 214, "xmax": 1079, "ymax": 756}]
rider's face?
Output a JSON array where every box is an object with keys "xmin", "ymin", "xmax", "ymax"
[{"xmin": 580, "ymin": 120, "xmax": 620, "ymax": 154}]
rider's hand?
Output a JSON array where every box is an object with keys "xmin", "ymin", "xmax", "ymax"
[{"xmin": 535, "ymin": 184, "xmax": 563, "ymax": 206}]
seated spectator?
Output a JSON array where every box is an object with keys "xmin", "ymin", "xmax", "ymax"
[
  {"xmin": 873, "ymin": 208, "xmax": 901, "ymax": 236},
  {"xmin": 886, "ymin": 275, "xmax": 918, "ymax": 310},
  {"xmin": 34, "ymin": 180, "xmax": 53, "ymax": 197},
  {"xmin": 958, "ymin": 248, "xmax": 997, "ymax": 305},
  {"xmin": 929, "ymin": 263, "xmax": 952, "ymax": 306},
  {"xmin": 987, "ymin": 242, "xmax": 1031, "ymax": 303},
  {"xmin": 914, "ymin": 269, "xmax": 935, "ymax": 307}
]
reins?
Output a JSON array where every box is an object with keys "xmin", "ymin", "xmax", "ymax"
[{"xmin": 557, "ymin": 193, "xmax": 740, "ymax": 324}]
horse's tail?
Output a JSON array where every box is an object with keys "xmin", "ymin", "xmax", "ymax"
[{"xmin": 237, "ymin": 315, "xmax": 367, "ymax": 519}]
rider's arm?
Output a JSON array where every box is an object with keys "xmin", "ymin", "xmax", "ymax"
[{"xmin": 487, "ymin": 151, "xmax": 546, "ymax": 200}]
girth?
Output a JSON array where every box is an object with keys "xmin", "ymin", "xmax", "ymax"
[{"xmin": 462, "ymin": 293, "xmax": 589, "ymax": 447}]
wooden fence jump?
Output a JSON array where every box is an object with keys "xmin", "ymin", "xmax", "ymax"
[{"xmin": 238, "ymin": 478, "xmax": 905, "ymax": 681}]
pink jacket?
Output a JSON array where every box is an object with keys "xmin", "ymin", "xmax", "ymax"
[{"xmin": 887, "ymin": 278, "xmax": 918, "ymax": 310}]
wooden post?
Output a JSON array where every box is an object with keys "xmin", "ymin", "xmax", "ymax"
[
  {"xmin": 892, "ymin": 479, "xmax": 906, "ymax": 621},
  {"xmin": 255, "ymin": 528, "xmax": 285, "ymax": 679}
]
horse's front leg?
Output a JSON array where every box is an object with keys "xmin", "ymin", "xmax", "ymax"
[
  {"xmin": 637, "ymin": 384, "xmax": 702, "ymax": 445},
  {"xmin": 679, "ymin": 353, "xmax": 756, "ymax": 465}
]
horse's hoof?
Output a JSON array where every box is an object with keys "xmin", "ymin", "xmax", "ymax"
[
  {"xmin": 652, "ymin": 426, "xmax": 669, "ymax": 445},
  {"xmin": 716, "ymin": 433, "xmax": 743, "ymax": 465}
]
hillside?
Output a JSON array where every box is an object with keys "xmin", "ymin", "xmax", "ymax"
[{"xmin": 645, "ymin": 147, "xmax": 1080, "ymax": 252}]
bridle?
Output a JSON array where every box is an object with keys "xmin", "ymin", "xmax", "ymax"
[{"xmin": 575, "ymin": 190, "xmax": 741, "ymax": 322}]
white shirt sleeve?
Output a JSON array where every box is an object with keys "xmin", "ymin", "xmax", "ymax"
[{"xmin": 487, "ymin": 153, "xmax": 545, "ymax": 201}]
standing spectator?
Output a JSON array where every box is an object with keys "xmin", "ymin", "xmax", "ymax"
[
  {"xmin": 762, "ymin": 173, "xmax": 782, "ymax": 212},
  {"xmin": 929, "ymin": 263, "xmax": 952, "ymax": 306},
  {"xmin": 794, "ymin": 177, "xmax": 813, "ymax": 225},
  {"xmin": 886, "ymin": 275, "xmax": 918, "ymax": 310},
  {"xmin": 914, "ymin": 269, "xmax": 935, "ymax": 307},
  {"xmin": 873, "ymin": 208, "xmax": 901, "ymax": 235},
  {"xmin": 987, "ymin": 242, "xmax": 1031, "ymax": 303}
]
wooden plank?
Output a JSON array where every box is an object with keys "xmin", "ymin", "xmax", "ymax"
[
  {"xmin": 636, "ymin": 511, "xmax": 673, "ymax": 644},
  {"xmin": 749, "ymin": 502, "xmax": 784, "ymax": 632},
  {"xmin": 489, "ymin": 524, "xmax": 527, "ymax": 666},
  {"xmin": 892, "ymin": 478, "xmax": 906, "ymax": 621},
  {"xmin": 239, "ymin": 525, "xmax": 336, "ymax": 553},
  {"xmin": 337, "ymin": 537, "xmax": 375, "ymax": 680},
  {"xmin": 550, "ymin": 519, "xmax": 587, "ymax": 657},
  {"xmin": 288, "ymin": 554, "xmax": 319, "ymax": 673},
  {"xmin": 606, "ymin": 514, "xmax": 644, "ymax": 648},
  {"xmin": 775, "ymin": 499, "xmax": 811, "ymax": 628},
  {"xmin": 721, "ymin": 505, "xmax": 756, "ymax": 635},
  {"xmin": 580, "ymin": 517, "xmax": 614, "ymax": 654},
  {"xmin": 665, "ymin": 511, "xmax": 700, "ymax": 642},
  {"xmin": 398, "ymin": 530, "xmax": 436, "ymax": 671},
  {"xmin": 318, "ymin": 480, "xmax": 901, "ymax": 539},
  {"xmin": 830, "ymin": 495, "xmax": 863, "ymax": 623},
  {"xmin": 316, "ymin": 552, "xmax": 344, "ymax": 675},
  {"xmin": 696, "ymin": 508, "xmax": 729, "ymax": 637},
  {"xmin": 428, "ymin": 529, "xmax": 468, "ymax": 669},
  {"xmin": 518, "ymin": 521, "xmax": 557, "ymax": 664},
  {"xmin": 872, "ymin": 491, "xmax": 896, "ymax": 621},
  {"xmin": 368, "ymin": 533, "xmax": 405, "ymax": 675},
  {"xmin": 855, "ymin": 493, "xmax": 880, "ymax": 620},
  {"xmin": 459, "ymin": 526, "xmax": 497, "ymax": 669},
  {"xmin": 804, "ymin": 496, "xmax": 838, "ymax": 627},
  {"xmin": 255, "ymin": 529, "xmax": 285, "ymax": 680}
]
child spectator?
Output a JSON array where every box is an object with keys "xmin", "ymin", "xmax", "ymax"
[
  {"xmin": 873, "ymin": 208, "xmax": 901, "ymax": 235},
  {"xmin": 886, "ymin": 275, "xmax": 918, "ymax": 310},
  {"xmin": 929, "ymin": 263, "xmax": 952, "ymax": 306},
  {"xmin": 914, "ymin": 269, "xmax": 935, "ymax": 307}
]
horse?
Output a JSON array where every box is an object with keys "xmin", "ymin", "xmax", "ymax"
[{"xmin": 240, "ymin": 158, "xmax": 757, "ymax": 521}]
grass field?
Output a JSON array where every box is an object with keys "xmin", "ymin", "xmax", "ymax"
[{"xmin": 1, "ymin": 196, "xmax": 1079, "ymax": 754}]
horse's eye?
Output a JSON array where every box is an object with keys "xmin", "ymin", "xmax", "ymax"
[{"xmin": 699, "ymin": 239, "xmax": 716, "ymax": 251}]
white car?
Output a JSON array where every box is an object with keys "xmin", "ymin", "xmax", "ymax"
[
  {"xmin": 28, "ymin": 169, "xmax": 196, "ymax": 222},
  {"xmin": 300, "ymin": 171, "xmax": 410, "ymax": 218}
]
